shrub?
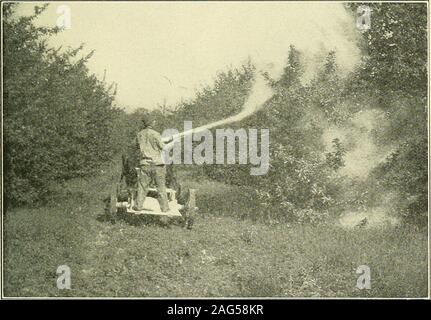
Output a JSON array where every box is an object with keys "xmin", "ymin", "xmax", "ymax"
[{"xmin": 3, "ymin": 4, "xmax": 120, "ymax": 207}]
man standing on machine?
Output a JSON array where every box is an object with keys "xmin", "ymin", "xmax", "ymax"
[{"xmin": 133, "ymin": 114, "xmax": 170, "ymax": 212}]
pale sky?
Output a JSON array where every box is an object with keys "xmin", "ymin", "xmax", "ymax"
[{"xmin": 16, "ymin": 1, "xmax": 361, "ymax": 112}]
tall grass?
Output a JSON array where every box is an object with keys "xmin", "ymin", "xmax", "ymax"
[{"xmin": 3, "ymin": 165, "xmax": 428, "ymax": 297}]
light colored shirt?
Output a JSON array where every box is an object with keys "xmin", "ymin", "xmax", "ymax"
[{"xmin": 136, "ymin": 128, "xmax": 164, "ymax": 165}]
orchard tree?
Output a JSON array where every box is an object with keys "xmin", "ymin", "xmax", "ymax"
[{"xmin": 3, "ymin": 4, "xmax": 121, "ymax": 207}]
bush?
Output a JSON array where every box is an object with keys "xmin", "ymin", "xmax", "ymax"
[
  {"xmin": 374, "ymin": 137, "xmax": 428, "ymax": 225},
  {"xmin": 3, "ymin": 4, "xmax": 121, "ymax": 207}
]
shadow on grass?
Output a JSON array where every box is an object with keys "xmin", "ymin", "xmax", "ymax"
[{"xmin": 97, "ymin": 197, "xmax": 186, "ymax": 229}]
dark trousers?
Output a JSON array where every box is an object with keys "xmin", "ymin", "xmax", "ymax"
[{"xmin": 136, "ymin": 165, "xmax": 170, "ymax": 212}]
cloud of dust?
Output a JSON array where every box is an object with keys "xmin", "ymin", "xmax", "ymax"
[
  {"xmin": 322, "ymin": 109, "xmax": 393, "ymax": 179},
  {"xmin": 338, "ymin": 206, "xmax": 400, "ymax": 229},
  {"xmin": 323, "ymin": 110, "xmax": 400, "ymax": 228}
]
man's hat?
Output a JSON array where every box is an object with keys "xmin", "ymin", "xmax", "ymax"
[{"xmin": 141, "ymin": 113, "xmax": 153, "ymax": 127}]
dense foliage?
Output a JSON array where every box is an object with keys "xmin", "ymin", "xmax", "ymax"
[{"xmin": 3, "ymin": 4, "xmax": 122, "ymax": 207}]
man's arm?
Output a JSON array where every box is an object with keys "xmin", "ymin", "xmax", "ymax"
[{"xmin": 153, "ymin": 131, "xmax": 165, "ymax": 151}]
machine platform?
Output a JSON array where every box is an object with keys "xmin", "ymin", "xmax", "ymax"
[
  {"xmin": 114, "ymin": 187, "xmax": 183, "ymax": 217},
  {"xmin": 126, "ymin": 196, "xmax": 183, "ymax": 217}
]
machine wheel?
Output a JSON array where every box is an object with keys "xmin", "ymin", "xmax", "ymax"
[{"xmin": 180, "ymin": 188, "xmax": 197, "ymax": 230}]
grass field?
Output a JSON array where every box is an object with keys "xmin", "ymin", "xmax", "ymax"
[{"xmin": 3, "ymin": 161, "xmax": 429, "ymax": 298}]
